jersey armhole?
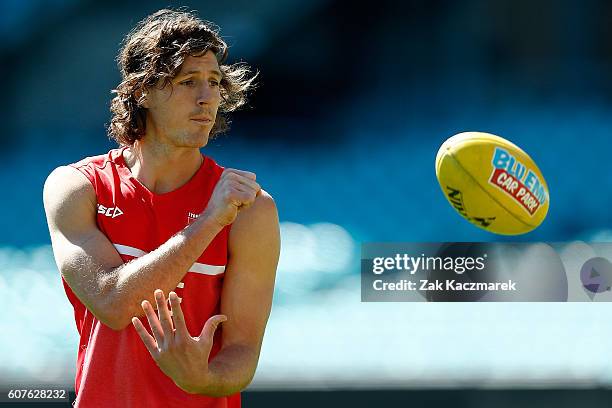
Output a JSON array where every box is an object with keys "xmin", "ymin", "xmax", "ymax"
[{"xmin": 68, "ymin": 163, "xmax": 98, "ymax": 195}]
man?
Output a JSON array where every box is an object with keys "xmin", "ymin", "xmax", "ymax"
[{"xmin": 43, "ymin": 9, "xmax": 279, "ymax": 407}]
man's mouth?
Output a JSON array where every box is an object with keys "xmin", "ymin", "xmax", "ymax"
[{"xmin": 190, "ymin": 117, "xmax": 213, "ymax": 124}]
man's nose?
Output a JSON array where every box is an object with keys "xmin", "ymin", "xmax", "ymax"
[{"xmin": 197, "ymin": 86, "xmax": 215, "ymax": 106}]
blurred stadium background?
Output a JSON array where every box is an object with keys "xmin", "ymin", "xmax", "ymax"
[{"xmin": 2, "ymin": 0, "xmax": 612, "ymax": 406}]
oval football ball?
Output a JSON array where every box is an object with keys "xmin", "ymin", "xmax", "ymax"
[{"xmin": 435, "ymin": 132, "xmax": 550, "ymax": 235}]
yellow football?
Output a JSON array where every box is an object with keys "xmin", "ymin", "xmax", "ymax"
[{"xmin": 435, "ymin": 132, "xmax": 550, "ymax": 235}]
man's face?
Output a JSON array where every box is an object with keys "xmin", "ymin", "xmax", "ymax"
[{"xmin": 144, "ymin": 50, "xmax": 222, "ymax": 148}]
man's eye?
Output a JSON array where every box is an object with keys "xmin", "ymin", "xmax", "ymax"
[
  {"xmin": 210, "ymin": 80, "xmax": 219, "ymax": 87},
  {"xmin": 180, "ymin": 79, "xmax": 195, "ymax": 86}
]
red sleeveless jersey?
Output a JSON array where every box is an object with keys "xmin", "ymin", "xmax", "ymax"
[{"xmin": 64, "ymin": 147, "xmax": 240, "ymax": 408}]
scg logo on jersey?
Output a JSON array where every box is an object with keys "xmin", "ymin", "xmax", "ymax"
[{"xmin": 97, "ymin": 204, "xmax": 124, "ymax": 218}]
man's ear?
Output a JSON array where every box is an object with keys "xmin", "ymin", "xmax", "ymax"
[{"xmin": 134, "ymin": 87, "xmax": 149, "ymax": 109}]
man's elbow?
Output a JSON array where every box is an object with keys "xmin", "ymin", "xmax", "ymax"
[
  {"xmin": 104, "ymin": 315, "xmax": 133, "ymax": 331},
  {"xmin": 200, "ymin": 344, "xmax": 259, "ymax": 396},
  {"xmin": 193, "ymin": 375, "xmax": 255, "ymax": 398},
  {"xmin": 92, "ymin": 293, "xmax": 137, "ymax": 331},
  {"xmin": 94, "ymin": 306, "xmax": 133, "ymax": 331}
]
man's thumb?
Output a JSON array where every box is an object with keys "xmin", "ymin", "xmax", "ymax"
[{"xmin": 199, "ymin": 314, "xmax": 227, "ymax": 341}]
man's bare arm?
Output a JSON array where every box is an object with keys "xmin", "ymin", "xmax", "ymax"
[
  {"xmin": 199, "ymin": 190, "xmax": 279, "ymax": 396},
  {"xmin": 131, "ymin": 190, "xmax": 280, "ymax": 395},
  {"xmin": 43, "ymin": 165, "xmax": 259, "ymax": 330}
]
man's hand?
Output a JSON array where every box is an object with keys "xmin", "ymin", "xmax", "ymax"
[
  {"xmin": 132, "ymin": 289, "xmax": 226, "ymax": 394},
  {"xmin": 203, "ymin": 169, "xmax": 261, "ymax": 227}
]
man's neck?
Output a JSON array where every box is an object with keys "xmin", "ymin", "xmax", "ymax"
[{"xmin": 123, "ymin": 141, "xmax": 203, "ymax": 195}]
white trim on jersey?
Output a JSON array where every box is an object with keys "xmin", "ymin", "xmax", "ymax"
[
  {"xmin": 189, "ymin": 263, "xmax": 226, "ymax": 275},
  {"xmin": 113, "ymin": 244, "xmax": 147, "ymax": 258},
  {"xmin": 113, "ymin": 243, "xmax": 226, "ymax": 276}
]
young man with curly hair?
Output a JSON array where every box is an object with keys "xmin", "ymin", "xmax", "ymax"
[{"xmin": 43, "ymin": 9, "xmax": 279, "ymax": 407}]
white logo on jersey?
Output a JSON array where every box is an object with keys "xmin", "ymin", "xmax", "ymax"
[
  {"xmin": 188, "ymin": 212, "xmax": 199, "ymax": 223},
  {"xmin": 97, "ymin": 204, "xmax": 124, "ymax": 218}
]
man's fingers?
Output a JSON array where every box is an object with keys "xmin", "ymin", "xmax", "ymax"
[
  {"xmin": 232, "ymin": 177, "xmax": 264, "ymax": 205},
  {"xmin": 234, "ymin": 177, "xmax": 260, "ymax": 193},
  {"xmin": 132, "ymin": 317, "xmax": 159, "ymax": 357},
  {"xmin": 230, "ymin": 181, "xmax": 257, "ymax": 194},
  {"xmin": 224, "ymin": 168, "xmax": 256, "ymax": 181},
  {"xmin": 224, "ymin": 172, "xmax": 260, "ymax": 195},
  {"xmin": 142, "ymin": 300, "xmax": 165, "ymax": 346},
  {"xmin": 198, "ymin": 314, "xmax": 227, "ymax": 342},
  {"xmin": 169, "ymin": 292, "xmax": 189, "ymax": 339},
  {"xmin": 220, "ymin": 169, "xmax": 262, "ymax": 211},
  {"xmin": 239, "ymin": 189, "xmax": 262, "ymax": 211},
  {"xmin": 154, "ymin": 289, "xmax": 174, "ymax": 346}
]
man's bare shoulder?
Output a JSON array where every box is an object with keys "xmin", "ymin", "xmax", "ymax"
[
  {"xmin": 43, "ymin": 166, "xmax": 96, "ymax": 227},
  {"xmin": 253, "ymin": 189, "xmax": 276, "ymax": 211},
  {"xmin": 235, "ymin": 189, "xmax": 278, "ymax": 227},
  {"xmin": 228, "ymin": 189, "xmax": 279, "ymax": 254}
]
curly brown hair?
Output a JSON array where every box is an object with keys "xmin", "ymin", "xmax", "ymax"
[{"xmin": 108, "ymin": 9, "xmax": 256, "ymax": 145}]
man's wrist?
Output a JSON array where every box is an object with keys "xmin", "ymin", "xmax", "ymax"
[{"xmin": 197, "ymin": 210, "xmax": 226, "ymax": 232}]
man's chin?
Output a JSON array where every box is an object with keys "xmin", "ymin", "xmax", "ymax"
[
  {"xmin": 198, "ymin": 134, "xmax": 210, "ymax": 148},
  {"xmin": 179, "ymin": 134, "xmax": 209, "ymax": 149}
]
